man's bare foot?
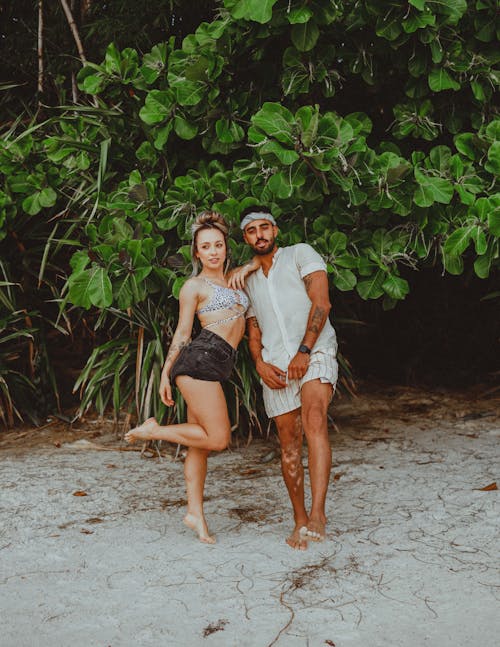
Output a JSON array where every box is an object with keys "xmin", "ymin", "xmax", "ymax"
[
  {"xmin": 286, "ymin": 525, "xmax": 308, "ymax": 550},
  {"xmin": 183, "ymin": 513, "xmax": 216, "ymax": 545},
  {"xmin": 305, "ymin": 517, "xmax": 326, "ymax": 542},
  {"xmin": 124, "ymin": 417, "xmax": 158, "ymax": 444}
]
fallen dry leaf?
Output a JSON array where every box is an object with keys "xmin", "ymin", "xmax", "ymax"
[
  {"xmin": 202, "ymin": 619, "xmax": 228, "ymax": 637},
  {"xmin": 72, "ymin": 490, "xmax": 88, "ymax": 496},
  {"xmin": 474, "ymin": 482, "xmax": 497, "ymax": 491}
]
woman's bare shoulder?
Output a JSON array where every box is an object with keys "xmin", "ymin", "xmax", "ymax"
[{"xmin": 179, "ymin": 277, "xmax": 204, "ymax": 300}]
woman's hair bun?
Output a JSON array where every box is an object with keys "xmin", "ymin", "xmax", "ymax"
[{"xmin": 192, "ymin": 210, "xmax": 229, "ymax": 235}]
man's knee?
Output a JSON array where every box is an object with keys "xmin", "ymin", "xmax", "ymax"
[
  {"xmin": 301, "ymin": 381, "xmax": 332, "ymax": 432},
  {"xmin": 301, "ymin": 402, "xmax": 328, "ymax": 435},
  {"xmin": 275, "ymin": 412, "xmax": 302, "ymax": 446}
]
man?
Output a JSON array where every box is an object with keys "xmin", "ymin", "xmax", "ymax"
[{"xmin": 240, "ymin": 206, "xmax": 338, "ymax": 550}]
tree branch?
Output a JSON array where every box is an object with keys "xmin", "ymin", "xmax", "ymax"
[{"xmin": 59, "ymin": 0, "xmax": 87, "ymax": 65}]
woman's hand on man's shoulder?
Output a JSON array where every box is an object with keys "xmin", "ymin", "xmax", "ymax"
[{"xmin": 227, "ymin": 256, "xmax": 261, "ymax": 290}]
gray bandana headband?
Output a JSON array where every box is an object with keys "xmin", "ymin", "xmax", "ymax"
[{"xmin": 240, "ymin": 212, "xmax": 277, "ymax": 230}]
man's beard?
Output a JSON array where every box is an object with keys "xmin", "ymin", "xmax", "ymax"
[{"xmin": 252, "ymin": 238, "xmax": 275, "ymax": 255}]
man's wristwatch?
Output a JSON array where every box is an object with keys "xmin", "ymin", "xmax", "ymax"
[{"xmin": 298, "ymin": 344, "xmax": 311, "ymax": 355}]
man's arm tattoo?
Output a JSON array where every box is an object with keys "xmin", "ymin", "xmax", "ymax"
[
  {"xmin": 308, "ymin": 306, "xmax": 326, "ymax": 333},
  {"xmin": 303, "ymin": 275, "xmax": 313, "ymax": 292}
]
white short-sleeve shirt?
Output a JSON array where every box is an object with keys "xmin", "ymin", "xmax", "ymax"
[{"xmin": 245, "ymin": 244, "xmax": 337, "ymax": 371}]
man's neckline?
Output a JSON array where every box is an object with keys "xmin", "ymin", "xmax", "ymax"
[{"xmin": 260, "ymin": 247, "xmax": 281, "ymax": 277}]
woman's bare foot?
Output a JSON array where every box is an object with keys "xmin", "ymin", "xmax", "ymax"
[
  {"xmin": 183, "ymin": 513, "xmax": 216, "ymax": 544},
  {"xmin": 286, "ymin": 525, "xmax": 308, "ymax": 550},
  {"xmin": 305, "ymin": 517, "xmax": 326, "ymax": 542},
  {"xmin": 124, "ymin": 417, "xmax": 159, "ymax": 444}
]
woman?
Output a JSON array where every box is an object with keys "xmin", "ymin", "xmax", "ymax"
[{"xmin": 125, "ymin": 211, "xmax": 257, "ymax": 544}]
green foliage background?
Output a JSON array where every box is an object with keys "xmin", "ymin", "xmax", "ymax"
[{"xmin": 0, "ymin": 0, "xmax": 498, "ymax": 427}]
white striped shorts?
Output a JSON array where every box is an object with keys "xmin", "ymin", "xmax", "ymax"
[{"xmin": 262, "ymin": 349, "xmax": 338, "ymax": 418}]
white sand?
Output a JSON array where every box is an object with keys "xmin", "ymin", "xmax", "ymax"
[{"xmin": 0, "ymin": 386, "xmax": 499, "ymax": 647}]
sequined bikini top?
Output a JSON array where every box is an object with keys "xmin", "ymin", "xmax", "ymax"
[{"xmin": 197, "ymin": 278, "xmax": 249, "ymax": 314}]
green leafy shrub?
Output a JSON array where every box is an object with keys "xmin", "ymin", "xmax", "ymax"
[{"xmin": 0, "ymin": 0, "xmax": 498, "ymax": 428}]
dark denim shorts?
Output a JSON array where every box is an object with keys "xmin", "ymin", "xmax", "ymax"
[{"xmin": 170, "ymin": 328, "xmax": 237, "ymax": 384}]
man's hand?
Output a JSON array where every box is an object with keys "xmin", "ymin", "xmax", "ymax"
[
  {"xmin": 287, "ymin": 352, "xmax": 310, "ymax": 381},
  {"xmin": 159, "ymin": 373, "xmax": 174, "ymax": 406},
  {"xmin": 256, "ymin": 360, "xmax": 287, "ymax": 389}
]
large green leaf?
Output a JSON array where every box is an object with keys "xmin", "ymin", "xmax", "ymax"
[
  {"xmin": 488, "ymin": 210, "xmax": 500, "ymax": 237},
  {"xmin": 172, "ymin": 80, "xmax": 205, "ymax": 106},
  {"xmin": 287, "ymin": 7, "xmax": 313, "ymax": 24},
  {"xmin": 403, "ymin": 10, "xmax": 435, "ymax": 33},
  {"xmin": 268, "ymin": 172, "xmax": 294, "ymax": 199},
  {"xmin": 154, "ymin": 123, "xmax": 173, "ymax": 150},
  {"xmin": 68, "ymin": 266, "xmax": 113, "ymax": 309},
  {"xmin": 414, "ymin": 168, "xmax": 454, "ymax": 204},
  {"xmin": 291, "ymin": 21, "xmax": 320, "ymax": 52},
  {"xmin": 356, "ymin": 270, "xmax": 386, "ymax": 300},
  {"xmin": 38, "ymin": 187, "xmax": 57, "ymax": 208},
  {"xmin": 443, "ymin": 226, "xmax": 474, "ymax": 256},
  {"xmin": 245, "ymin": 0, "xmax": 279, "ymax": 23},
  {"xmin": 68, "ymin": 270, "xmax": 92, "ymax": 309},
  {"xmin": 89, "ymin": 267, "xmax": 113, "ymax": 308},
  {"xmin": 443, "ymin": 253, "xmax": 464, "ymax": 275},
  {"xmin": 250, "ymin": 103, "xmax": 295, "ymax": 144},
  {"xmin": 139, "ymin": 91, "xmax": 173, "ymax": 125},
  {"xmin": 454, "ymin": 133, "xmax": 476, "ymax": 160},
  {"xmin": 141, "ymin": 44, "xmax": 168, "ymax": 84},
  {"xmin": 215, "ymin": 119, "xmax": 244, "ymax": 144},
  {"xmin": 485, "ymin": 141, "xmax": 500, "ymax": 175},
  {"xmin": 317, "ymin": 114, "xmax": 339, "ymax": 143},
  {"xmin": 174, "ymin": 116, "xmax": 198, "ymax": 140},
  {"xmin": 328, "ymin": 231, "xmax": 348, "ymax": 255},
  {"xmin": 472, "ymin": 227, "xmax": 488, "ymax": 255},
  {"xmin": 382, "ymin": 275, "xmax": 410, "ymax": 300},
  {"xmin": 474, "ymin": 245, "xmax": 494, "ymax": 279},
  {"xmin": 376, "ymin": 16, "xmax": 402, "ymax": 41},
  {"xmin": 427, "ymin": 0, "xmax": 467, "ymax": 23},
  {"xmin": 105, "ymin": 43, "xmax": 121, "ymax": 75},
  {"xmin": 21, "ymin": 192, "xmax": 41, "ymax": 215},
  {"xmin": 470, "ymin": 197, "xmax": 491, "ymax": 222},
  {"xmin": 333, "ymin": 268, "xmax": 357, "ymax": 291},
  {"xmin": 82, "ymin": 75, "xmax": 104, "ymax": 94},
  {"xmin": 429, "ymin": 146, "xmax": 451, "ymax": 172},
  {"xmin": 259, "ymin": 140, "xmax": 299, "ymax": 165},
  {"xmin": 428, "ymin": 68, "xmax": 460, "ymax": 91}
]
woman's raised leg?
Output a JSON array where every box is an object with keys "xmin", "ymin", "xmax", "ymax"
[{"xmin": 125, "ymin": 376, "xmax": 231, "ymax": 451}]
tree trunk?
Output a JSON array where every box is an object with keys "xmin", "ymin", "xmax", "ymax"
[
  {"xmin": 37, "ymin": 0, "xmax": 44, "ymax": 105},
  {"xmin": 70, "ymin": 0, "xmax": 79, "ymax": 103}
]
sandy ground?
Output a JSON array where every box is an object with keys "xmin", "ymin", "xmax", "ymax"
[{"xmin": 0, "ymin": 383, "xmax": 499, "ymax": 647}]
